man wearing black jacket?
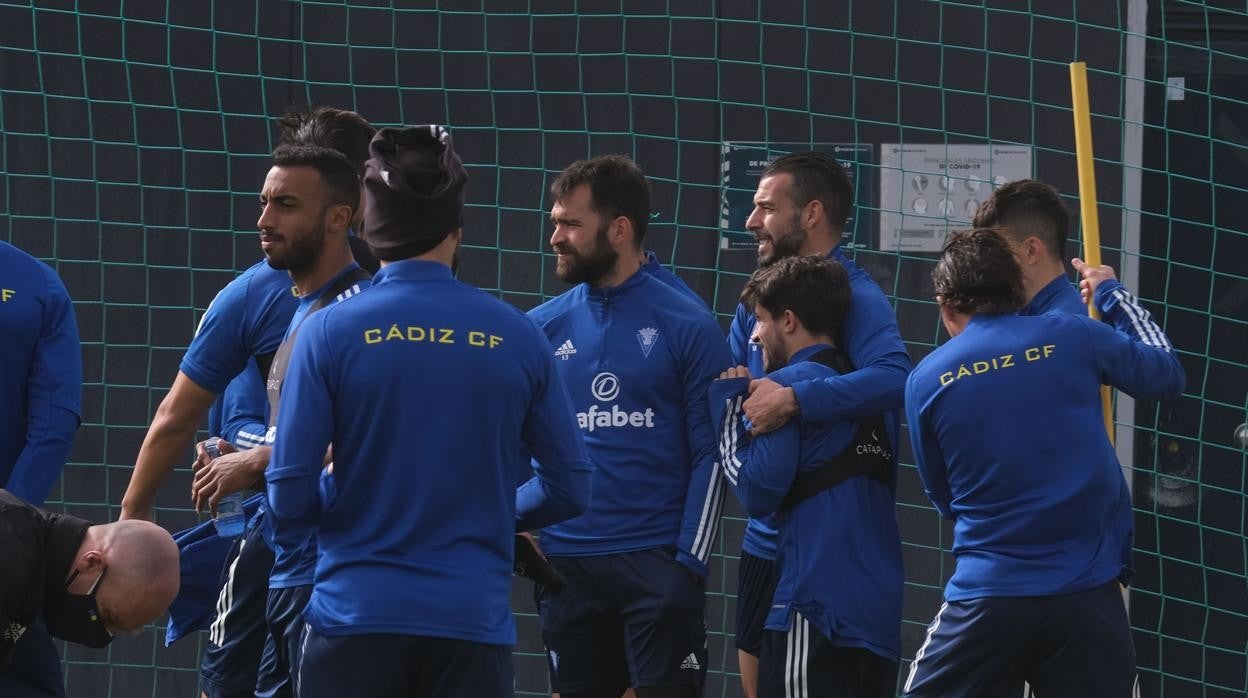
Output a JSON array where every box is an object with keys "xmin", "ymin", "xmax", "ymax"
[{"xmin": 0, "ymin": 490, "xmax": 180, "ymax": 668}]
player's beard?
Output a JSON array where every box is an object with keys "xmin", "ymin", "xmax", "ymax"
[
  {"xmin": 265, "ymin": 217, "xmax": 328, "ymax": 273},
  {"xmin": 761, "ymin": 340, "xmax": 788, "ymax": 374},
  {"xmin": 555, "ymin": 220, "xmax": 618, "ymax": 286},
  {"xmin": 758, "ymin": 213, "xmax": 807, "ymax": 268}
]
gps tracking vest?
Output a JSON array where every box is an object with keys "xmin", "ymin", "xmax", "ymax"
[
  {"xmin": 779, "ymin": 346, "xmax": 895, "ymax": 513},
  {"xmin": 266, "ymin": 268, "xmax": 373, "ymax": 432}
]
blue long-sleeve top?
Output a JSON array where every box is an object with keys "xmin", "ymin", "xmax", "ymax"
[
  {"xmin": 180, "ymin": 260, "xmax": 298, "ymax": 394},
  {"xmin": 709, "ymin": 344, "xmax": 903, "ymax": 660},
  {"xmin": 1022, "ymin": 273, "xmax": 1084, "ymax": 316},
  {"xmin": 643, "ymin": 250, "xmax": 707, "ymax": 308},
  {"xmin": 0, "ymin": 242, "xmax": 82, "ymax": 505},
  {"xmin": 207, "ymin": 358, "xmax": 269, "ymax": 450},
  {"xmin": 263, "ymin": 265, "xmax": 370, "ymax": 590},
  {"xmin": 726, "ymin": 247, "xmax": 910, "ymax": 559},
  {"xmin": 905, "ymin": 280, "xmax": 1185, "ymax": 601},
  {"xmin": 529, "ymin": 266, "xmax": 731, "ymax": 578},
  {"xmin": 265, "ymin": 260, "xmax": 591, "ymax": 644}
]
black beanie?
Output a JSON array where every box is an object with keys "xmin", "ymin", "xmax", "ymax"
[{"xmin": 362, "ymin": 125, "xmax": 468, "ymax": 261}]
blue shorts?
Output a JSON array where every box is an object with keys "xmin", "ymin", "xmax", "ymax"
[
  {"xmin": 255, "ymin": 585, "xmax": 312, "ymax": 698},
  {"xmin": 295, "ymin": 624, "xmax": 511, "ymax": 698},
  {"xmin": 759, "ymin": 611, "xmax": 897, "ymax": 698},
  {"xmin": 734, "ymin": 550, "xmax": 778, "ymax": 657},
  {"xmin": 537, "ymin": 546, "xmax": 708, "ymax": 694},
  {"xmin": 201, "ymin": 523, "xmax": 273, "ymax": 698},
  {"xmin": 903, "ymin": 580, "xmax": 1136, "ymax": 698},
  {"xmin": 0, "ymin": 617, "xmax": 64, "ymax": 698}
]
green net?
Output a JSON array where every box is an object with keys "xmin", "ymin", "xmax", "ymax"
[{"xmin": 1, "ymin": 0, "xmax": 1245, "ymax": 695}]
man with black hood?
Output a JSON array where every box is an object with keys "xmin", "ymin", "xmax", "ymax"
[
  {"xmin": 0, "ymin": 490, "xmax": 179, "ymax": 663},
  {"xmin": 264, "ymin": 125, "xmax": 592, "ymax": 697}
]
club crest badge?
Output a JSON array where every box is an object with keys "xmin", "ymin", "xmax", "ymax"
[{"xmin": 637, "ymin": 327, "xmax": 659, "ymax": 358}]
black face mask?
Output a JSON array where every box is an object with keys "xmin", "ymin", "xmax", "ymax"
[{"xmin": 44, "ymin": 567, "xmax": 114, "ymax": 649}]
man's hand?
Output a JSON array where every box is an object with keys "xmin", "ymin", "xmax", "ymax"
[
  {"xmin": 743, "ymin": 378, "xmax": 798, "ymax": 435},
  {"xmin": 192, "ymin": 437, "xmax": 235, "ymax": 473},
  {"xmin": 1072, "ymin": 257, "xmax": 1118, "ymax": 306},
  {"xmin": 718, "ymin": 365, "xmax": 751, "ymax": 380},
  {"xmin": 191, "ymin": 446, "xmax": 269, "ymax": 514},
  {"xmin": 514, "ymin": 532, "xmax": 565, "ymax": 593}
]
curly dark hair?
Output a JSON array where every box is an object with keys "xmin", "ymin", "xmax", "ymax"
[
  {"xmin": 932, "ymin": 228, "xmax": 1026, "ymax": 315},
  {"xmin": 741, "ymin": 255, "xmax": 851, "ymax": 339},
  {"xmin": 276, "ymin": 106, "xmax": 375, "ymax": 177}
]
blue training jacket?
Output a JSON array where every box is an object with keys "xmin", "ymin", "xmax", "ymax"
[
  {"xmin": 1022, "ymin": 274, "xmax": 1085, "ymax": 317},
  {"xmin": 263, "ymin": 265, "xmax": 370, "ymax": 589},
  {"xmin": 180, "ymin": 260, "xmax": 299, "ymax": 394},
  {"xmin": 643, "ymin": 250, "xmax": 707, "ymax": 308},
  {"xmin": 905, "ymin": 280, "xmax": 1185, "ymax": 601},
  {"xmin": 266, "ymin": 260, "xmax": 591, "ymax": 645},
  {"xmin": 529, "ymin": 266, "xmax": 731, "ymax": 578},
  {"xmin": 726, "ymin": 247, "xmax": 910, "ymax": 559},
  {"xmin": 0, "ymin": 242, "xmax": 81, "ymax": 505},
  {"xmin": 711, "ymin": 343, "xmax": 903, "ymax": 660}
]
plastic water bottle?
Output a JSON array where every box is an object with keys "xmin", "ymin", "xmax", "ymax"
[{"xmin": 206, "ymin": 438, "xmax": 246, "ymax": 538}]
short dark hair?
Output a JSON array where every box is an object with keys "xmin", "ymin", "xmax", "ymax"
[
  {"xmin": 271, "ymin": 144, "xmax": 361, "ymax": 214},
  {"xmin": 550, "ymin": 155, "xmax": 651, "ymax": 244},
  {"xmin": 761, "ymin": 151, "xmax": 855, "ymax": 232},
  {"xmin": 972, "ymin": 179, "xmax": 1069, "ymax": 261},
  {"xmin": 741, "ymin": 255, "xmax": 851, "ymax": 340},
  {"xmin": 277, "ymin": 106, "xmax": 376, "ymax": 177},
  {"xmin": 933, "ymin": 228, "xmax": 1026, "ymax": 316}
]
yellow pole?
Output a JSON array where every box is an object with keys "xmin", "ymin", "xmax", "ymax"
[{"xmin": 1069, "ymin": 61, "xmax": 1115, "ymax": 443}]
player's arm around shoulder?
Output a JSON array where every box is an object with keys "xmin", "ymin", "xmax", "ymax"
[{"xmin": 1072, "ymin": 258, "xmax": 1185, "ymax": 400}]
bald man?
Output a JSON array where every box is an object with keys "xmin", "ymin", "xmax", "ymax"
[{"xmin": 0, "ymin": 489, "xmax": 179, "ymax": 665}]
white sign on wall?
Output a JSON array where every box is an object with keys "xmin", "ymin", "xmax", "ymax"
[{"xmin": 878, "ymin": 144, "xmax": 1033, "ymax": 252}]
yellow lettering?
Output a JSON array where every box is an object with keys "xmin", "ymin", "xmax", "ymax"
[
  {"xmin": 940, "ymin": 371, "xmax": 954, "ymax": 386},
  {"xmin": 1025, "ymin": 347, "xmax": 1040, "ymax": 361},
  {"xmin": 1000, "ymin": 353, "xmax": 1014, "ymax": 368},
  {"xmin": 407, "ymin": 326, "xmax": 426, "ymax": 342},
  {"xmin": 1, "ymin": 289, "xmax": 13, "ymax": 302},
  {"xmin": 440, "ymin": 328, "xmax": 456, "ymax": 344},
  {"xmin": 973, "ymin": 361, "xmax": 990, "ymax": 374},
  {"xmin": 956, "ymin": 365, "xmax": 972, "ymax": 379},
  {"xmin": 469, "ymin": 331, "xmax": 485, "ymax": 347},
  {"xmin": 386, "ymin": 324, "xmax": 404, "ymax": 341},
  {"xmin": 364, "ymin": 329, "xmax": 382, "ymax": 344},
  {"xmin": 489, "ymin": 334, "xmax": 503, "ymax": 348},
  {"xmin": 1043, "ymin": 344, "xmax": 1055, "ymax": 358}
]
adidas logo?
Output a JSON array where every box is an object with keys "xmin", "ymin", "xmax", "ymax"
[
  {"xmin": 680, "ymin": 653, "xmax": 701, "ymax": 670},
  {"xmin": 335, "ymin": 284, "xmax": 362, "ymax": 303},
  {"xmin": 554, "ymin": 339, "xmax": 577, "ymax": 360}
]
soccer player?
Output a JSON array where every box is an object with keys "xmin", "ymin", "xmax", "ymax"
[
  {"xmin": 973, "ymin": 179, "xmax": 1083, "ymax": 316},
  {"xmin": 266, "ymin": 125, "xmax": 591, "ymax": 698},
  {"xmin": 712, "ymin": 255, "xmax": 903, "ymax": 698},
  {"xmin": 902, "ymin": 229, "xmax": 1185, "ymax": 697},
  {"xmin": 125, "ymin": 105, "xmax": 375, "ymax": 698},
  {"xmin": 724, "ymin": 152, "xmax": 910, "ymax": 697},
  {"xmin": 528, "ymin": 155, "xmax": 730, "ymax": 698},
  {"xmin": 0, "ymin": 240, "xmax": 83, "ymax": 697}
]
